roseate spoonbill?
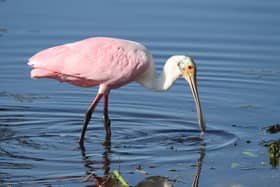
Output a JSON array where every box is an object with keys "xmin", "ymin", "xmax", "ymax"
[{"xmin": 28, "ymin": 37, "xmax": 205, "ymax": 144}]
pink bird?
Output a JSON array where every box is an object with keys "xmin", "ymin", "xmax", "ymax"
[{"xmin": 28, "ymin": 37, "xmax": 205, "ymax": 145}]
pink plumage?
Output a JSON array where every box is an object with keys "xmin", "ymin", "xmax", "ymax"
[{"xmin": 28, "ymin": 37, "xmax": 151, "ymax": 93}]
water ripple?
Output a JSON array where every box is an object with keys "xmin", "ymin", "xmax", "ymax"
[{"xmin": 1, "ymin": 0, "xmax": 280, "ymax": 186}]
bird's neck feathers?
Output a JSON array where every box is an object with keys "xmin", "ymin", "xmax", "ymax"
[{"xmin": 136, "ymin": 57, "xmax": 182, "ymax": 91}]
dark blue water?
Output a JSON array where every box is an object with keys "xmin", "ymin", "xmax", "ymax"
[{"xmin": 1, "ymin": 0, "xmax": 280, "ymax": 186}]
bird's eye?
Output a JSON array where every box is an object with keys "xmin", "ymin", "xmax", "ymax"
[{"xmin": 188, "ymin": 65, "xmax": 193, "ymax": 70}]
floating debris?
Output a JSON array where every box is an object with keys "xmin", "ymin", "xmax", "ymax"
[
  {"xmin": 265, "ymin": 124, "xmax": 280, "ymax": 134},
  {"xmin": 167, "ymin": 168, "xmax": 177, "ymax": 172},
  {"xmin": 245, "ymin": 140, "xmax": 251, "ymax": 144},
  {"xmin": 148, "ymin": 164, "xmax": 157, "ymax": 168},
  {"xmin": 136, "ymin": 168, "xmax": 149, "ymax": 175},
  {"xmin": 135, "ymin": 164, "xmax": 149, "ymax": 175}
]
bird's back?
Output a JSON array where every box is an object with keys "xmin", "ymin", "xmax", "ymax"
[{"xmin": 28, "ymin": 37, "xmax": 152, "ymax": 88}]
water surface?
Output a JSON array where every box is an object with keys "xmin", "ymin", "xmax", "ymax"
[{"xmin": 0, "ymin": 0, "xmax": 280, "ymax": 186}]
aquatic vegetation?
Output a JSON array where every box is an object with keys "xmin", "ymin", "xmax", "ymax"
[
  {"xmin": 268, "ymin": 140, "xmax": 280, "ymax": 168},
  {"xmin": 262, "ymin": 139, "xmax": 280, "ymax": 168},
  {"xmin": 113, "ymin": 170, "xmax": 129, "ymax": 187},
  {"xmin": 262, "ymin": 124, "xmax": 280, "ymax": 168},
  {"xmin": 83, "ymin": 170, "xmax": 173, "ymax": 187}
]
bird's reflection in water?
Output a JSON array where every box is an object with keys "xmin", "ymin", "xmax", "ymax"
[
  {"xmin": 136, "ymin": 145, "xmax": 205, "ymax": 187},
  {"xmin": 191, "ymin": 145, "xmax": 205, "ymax": 187},
  {"xmin": 80, "ymin": 136, "xmax": 205, "ymax": 187},
  {"xmin": 80, "ymin": 134, "xmax": 113, "ymax": 186}
]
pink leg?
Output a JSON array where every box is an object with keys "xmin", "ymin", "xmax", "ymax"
[
  {"xmin": 103, "ymin": 94, "xmax": 111, "ymax": 136},
  {"xmin": 79, "ymin": 93, "xmax": 103, "ymax": 145}
]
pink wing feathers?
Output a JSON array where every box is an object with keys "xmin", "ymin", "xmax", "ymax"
[{"xmin": 28, "ymin": 37, "xmax": 151, "ymax": 88}]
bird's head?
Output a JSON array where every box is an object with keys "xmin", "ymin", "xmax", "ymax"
[{"xmin": 169, "ymin": 55, "xmax": 206, "ymax": 132}]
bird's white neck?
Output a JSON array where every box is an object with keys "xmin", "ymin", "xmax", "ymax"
[{"xmin": 136, "ymin": 57, "xmax": 182, "ymax": 91}]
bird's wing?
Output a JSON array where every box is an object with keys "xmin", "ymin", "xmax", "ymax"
[{"xmin": 28, "ymin": 38, "xmax": 151, "ymax": 87}]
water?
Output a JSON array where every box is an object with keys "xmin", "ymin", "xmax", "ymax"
[{"xmin": 0, "ymin": 0, "xmax": 280, "ymax": 186}]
